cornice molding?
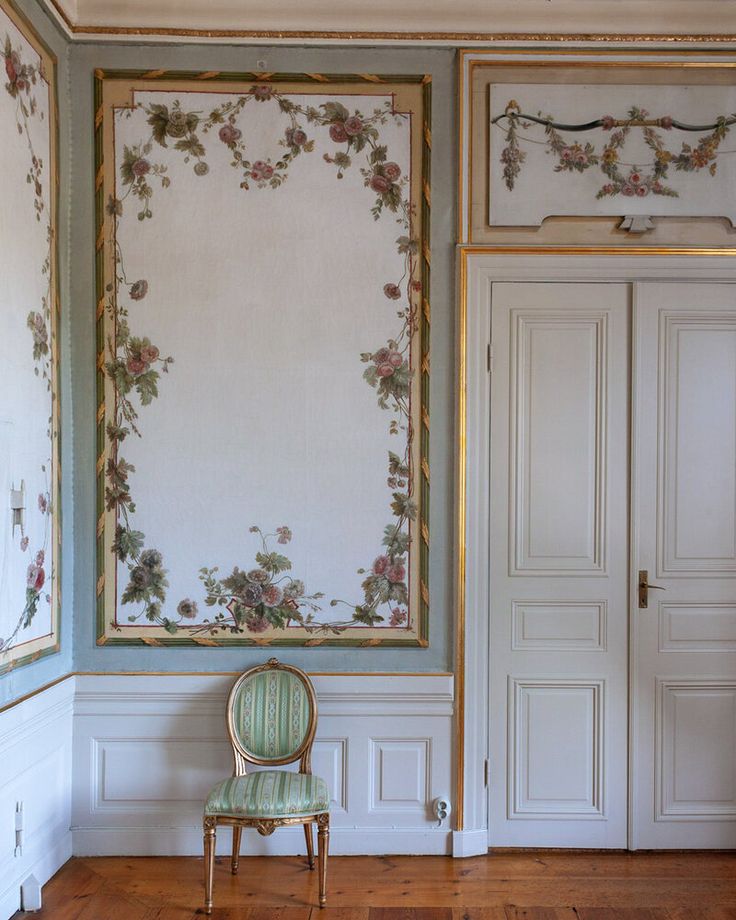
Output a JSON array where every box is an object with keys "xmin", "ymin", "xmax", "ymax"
[{"xmin": 37, "ymin": 0, "xmax": 736, "ymax": 45}]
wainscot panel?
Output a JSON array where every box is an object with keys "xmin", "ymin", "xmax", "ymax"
[
  {"xmin": 0, "ymin": 676, "xmax": 74, "ymax": 919},
  {"xmin": 71, "ymin": 672, "xmax": 454, "ymax": 855}
]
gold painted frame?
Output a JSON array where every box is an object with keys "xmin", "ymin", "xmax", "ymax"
[
  {"xmin": 0, "ymin": 0, "xmax": 62, "ymax": 675},
  {"xmin": 203, "ymin": 657, "xmax": 329, "ymax": 913},
  {"xmin": 94, "ymin": 69, "xmax": 431, "ymax": 648}
]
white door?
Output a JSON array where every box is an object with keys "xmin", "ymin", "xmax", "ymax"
[
  {"xmin": 488, "ymin": 282, "xmax": 630, "ymax": 847},
  {"xmin": 633, "ymin": 282, "xmax": 736, "ymax": 848}
]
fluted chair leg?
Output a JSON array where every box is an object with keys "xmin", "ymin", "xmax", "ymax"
[
  {"xmin": 203, "ymin": 818, "xmax": 216, "ymax": 915},
  {"xmin": 232, "ymin": 824, "xmax": 242, "ymax": 874},
  {"xmin": 304, "ymin": 821, "xmax": 315, "ymax": 869},
  {"xmin": 317, "ymin": 814, "xmax": 329, "ymax": 908}
]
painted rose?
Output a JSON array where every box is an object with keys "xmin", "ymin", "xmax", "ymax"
[
  {"xmin": 177, "ymin": 598, "xmax": 198, "ymax": 618},
  {"xmin": 389, "ymin": 607, "xmax": 407, "ymax": 627},
  {"xmin": 38, "ymin": 493, "xmax": 48, "ymax": 514},
  {"xmin": 373, "ymin": 555, "xmax": 390, "ymax": 575},
  {"xmin": 284, "ymin": 579, "xmax": 305, "ymax": 599},
  {"xmin": 35, "ymin": 550, "xmax": 45, "ymax": 566},
  {"xmin": 140, "ymin": 345, "xmax": 160, "ymax": 364},
  {"xmin": 129, "ymin": 565, "xmax": 151, "ymax": 588},
  {"xmin": 251, "ymin": 161, "xmax": 274, "ymax": 181},
  {"xmin": 373, "ymin": 347, "xmax": 390, "ymax": 365},
  {"xmin": 165, "ymin": 110, "xmax": 194, "ymax": 138},
  {"xmin": 262, "ymin": 584, "xmax": 284, "ymax": 607},
  {"xmin": 219, "ymin": 124, "xmax": 242, "ymax": 145},
  {"xmin": 601, "ymin": 115, "xmax": 615, "ymax": 131},
  {"xmin": 388, "ymin": 351, "xmax": 403, "ymax": 368},
  {"xmin": 246, "ymin": 568, "xmax": 270, "ymax": 585},
  {"xmin": 285, "ymin": 127, "xmax": 307, "ymax": 147},
  {"xmin": 377, "ymin": 363, "xmax": 395, "ymax": 378},
  {"xmin": 329, "ymin": 122, "xmax": 349, "ymax": 143},
  {"xmin": 660, "ymin": 115, "xmax": 674, "ymax": 130},
  {"xmin": 636, "ymin": 185, "xmax": 649, "ymax": 197},
  {"xmin": 383, "ymin": 283, "xmax": 401, "ymax": 300},
  {"xmin": 383, "ymin": 162, "xmax": 401, "ymax": 182},
  {"xmin": 26, "ymin": 562, "xmax": 45, "ymax": 592},
  {"xmin": 276, "ymin": 525, "xmax": 292, "ymax": 544},
  {"xmin": 131, "ymin": 158, "xmax": 151, "ymax": 178},
  {"xmin": 5, "ymin": 50, "xmax": 30, "ymax": 94},
  {"xmin": 370, "ymin": 174, "xmax": 391, "ymax": 194},
  {"xmin": 127, "ymin": 356, "xmax": 147, "ymax": 376},
  {"xmin": 129, "ymin": 279, "xmax": 148, "ymax": 301},
  {"xmin": 251, "ymin": 84, "xmax": 273, "ymax": 100},
  {"xmin": 140, "ymin": 549, "xmax": 163, "ymax": 569},
  {"xmin": 622, "ymin": 184, "xmax": 636, "ymax": 197},
  {"xmin": 20, "ymin": 536, "xmax": 29, "ymax": 551},
  {"xmin": 242, "ymin": 583, "xmax": 263, "ymax": 607},
  {"xmin": 344, "ymin": 115, "xmax": 363, "ymax": 136},
  {"xmin": 246, "ymin": 614, "xmax": 269, "ymax": 633},
  {"xmin": 386, "ymin": 562, "xmax": 406, "ymax": 584},
  {"xmin": 193, "ymin": 161, "xmax": 209, "ymax": 177}
]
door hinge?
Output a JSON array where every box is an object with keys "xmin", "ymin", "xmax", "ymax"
[
  {"xmin": 487, "ymin": 344, "xmax": 494, "ymax": 373},
  {"xmin": 484, "ymin": 758, "xmax": 489, "ymax": 787}
]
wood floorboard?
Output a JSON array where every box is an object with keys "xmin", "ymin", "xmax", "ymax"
[{"xmin": 16, "ymin": 854, "xmax": 736, "ymax": 920}]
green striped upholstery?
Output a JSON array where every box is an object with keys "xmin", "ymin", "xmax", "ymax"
[
  {"xmin": 231, "ymin": 669, "xmax": 311, "ymax": 761},
  {"xmin": 205, "ymin": 771, "xmax": 329, "ymax": 818}
]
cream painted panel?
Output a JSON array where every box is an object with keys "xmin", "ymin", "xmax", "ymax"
[
  {"xmin": 661, "ymin": 315, "xmax": 736, "ymax": 573},
  {"xmin": 489, "ymin": 282, "xmax": 629, "ymax": 848},
  {"xmin": 511, "ymin": 313, "xmax": 606, "ymax": 574},
  {"xmin": 510, "ymin": 679, "xmax": 603, "ymax": 818},
  {"xmin": 512, "ymin": 601, "xmax": 607, "ymax": 651},
  {"xmin": 634, "ymin": 281, "xmax": 736, "ymax": 849}
]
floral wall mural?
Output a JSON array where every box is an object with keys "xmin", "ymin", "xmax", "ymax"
[
  {"xmin": 0, "ymin": 0, "xmax": 60, "ymax": 673},
  {"xmin": 96, "ymin": 71, "xmax": 430, "ymax": 647},
  {"xmin": 488, "ymin": 82, "xmax": 736, "ymax": 227}
]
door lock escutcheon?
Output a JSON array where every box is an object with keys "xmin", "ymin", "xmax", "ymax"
[{"xmin": 638, "ymin": 569, "xmax": 665, "ymax": 609}]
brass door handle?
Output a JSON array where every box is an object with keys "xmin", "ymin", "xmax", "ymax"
[{"xmin": 638, "ymin": 569, "xmax": 665, "ymax": 609}]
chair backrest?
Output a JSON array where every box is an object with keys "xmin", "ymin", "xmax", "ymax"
[{"xmin": 226, "ymin": 658, "xmax": 318, "ymax": 774}]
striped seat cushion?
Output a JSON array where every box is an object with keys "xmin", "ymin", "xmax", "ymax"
[{"xmin": 205, "ymin": 771, "xmax": 329, "ymax": 818}]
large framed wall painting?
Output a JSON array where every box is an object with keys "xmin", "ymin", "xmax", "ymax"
[
  {"xmin": 95, "ymin": 70, "xmax": 430, "ymax": 647},
  {"xmin": 0, "ymin": 0, "xmax": 60, "ymax": 673}
]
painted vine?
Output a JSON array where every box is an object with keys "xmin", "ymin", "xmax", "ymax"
[
  {"xmin": 105, "ymin": 84, "xmax": 419, "ymax": 637},
  {"xmin": 495, "ymin": 102, "xmax": 735, "ymax": 199},
  {"xmin": 1, "ymin": 35, "xmax": 53, "ymax": 654}
]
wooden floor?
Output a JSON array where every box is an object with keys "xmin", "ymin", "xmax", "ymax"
[{"xmin": 19, "ymin": 853, "xmax": 736, "ymax": 920}]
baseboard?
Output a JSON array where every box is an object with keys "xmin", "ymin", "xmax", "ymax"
[
  {"xmin": 452, "ymin": 829, "xmax": 488, "ymax": 858},
  {"xmin": 73, "ymin": 825, "xmax": 451, "ymax": 857},
  {"xmin": 0, "ymin": 829, "xmax": 72, "ymax": 919}
]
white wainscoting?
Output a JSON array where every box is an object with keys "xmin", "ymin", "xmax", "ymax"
[
  {"xmin": 72, "ymin": 673, "xmax": 454, "ymax": 857},
  {"xmin": 0, "ymin": 676, "xmax": 74, "ymax": 919}
]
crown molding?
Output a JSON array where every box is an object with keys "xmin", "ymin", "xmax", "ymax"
[{"xmin": 37, "ymin": 0, "xmax": 736, "ymax": 45}]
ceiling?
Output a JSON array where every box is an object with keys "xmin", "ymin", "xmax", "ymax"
[{"xmin": 42, "ymin": 0, "xmax": 736, "ymax": 42}]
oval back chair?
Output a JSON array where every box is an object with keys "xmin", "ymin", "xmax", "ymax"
[{"xmin": 202, "ymin": 658, "xmax": 330, "ymax": 914}]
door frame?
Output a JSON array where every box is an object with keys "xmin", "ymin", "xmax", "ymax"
[{"xmin": 454, "ymin": 247, "xmax": 736, "ymax": 857}]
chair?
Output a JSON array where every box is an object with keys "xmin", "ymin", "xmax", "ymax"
[{"xmin": 202, "ymin": 657, "xmax": 330, "ymax": 914}]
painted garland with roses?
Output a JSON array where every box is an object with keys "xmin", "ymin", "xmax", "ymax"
[{"xmin": 105, "ymin": 84, "xmax": 420, "ymax": 637}]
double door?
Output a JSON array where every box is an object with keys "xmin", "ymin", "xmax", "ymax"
[{"xmin": 488, "ymin": 280, "xmax": 736, "ymax": 848}]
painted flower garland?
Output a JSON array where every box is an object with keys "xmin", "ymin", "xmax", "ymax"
[
  {"xmin": 1, "ymin": 35, "xmax": 52, "ymax": 654},
  {"xmin": 105, "ymin": 85, "xmax": 418, "ymax": 637},
  {"xmin": 495, "ymin": 102, "xmax": 734, "ymax": 199}
]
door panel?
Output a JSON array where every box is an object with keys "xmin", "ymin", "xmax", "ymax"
[
  {"xmin": 489, "ymin": 282, "xmax": 629, "ymax": 847},
  {"xmin": 634, "ymin": 282, "xmax": 736, "ymax": 848}
]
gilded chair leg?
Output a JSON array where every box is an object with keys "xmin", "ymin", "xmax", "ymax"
[
  {"xmin": 232, "ymin": 824, "xmax": 242, "ymax": 875},
  {"xmin": 304, "ymin": 821, "xmax": 315, "ymax": 869},
  {"xmin": 203, "ymin": 817, "xmax": 216, "ymax": 915},
  {"xmin": 317, "ymin": 814, "xmax": 329, "ymax": 908}
]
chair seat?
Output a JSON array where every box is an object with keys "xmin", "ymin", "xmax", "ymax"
[{"xmin": 205, "ymin": 771, "xmax": 330, "ymax": 819}]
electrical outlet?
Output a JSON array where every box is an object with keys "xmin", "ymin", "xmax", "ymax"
[
  {"xmin": 431, "ymin": 796, "xmax": 451, "ymax": 826},
  {"xmin": 14, "ymin": 801, "xmax": 23, "ymax": 857}
]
